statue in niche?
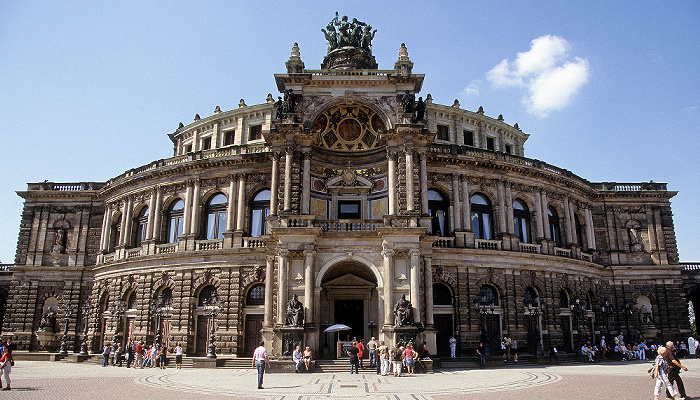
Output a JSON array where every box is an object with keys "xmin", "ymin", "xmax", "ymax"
[
  {"xmin": 629, "ymin": 227, "xmax": 643, "ymax": 252},
  {"xmin": 393, "ymin": 294, "xmax": 414, "ymax": 327},
  {"xmin": 285, "ymin": 294, "xmax": 304, "ymax": 327},
  {"xmin": 398, "ymin": 91, "xmax": 414, "ymax": 115},
  {"xmin": 39, "ymin": 306, "xmax": 57, "ymax": 332},
  {"xmin": 414, "ymin": 96, "xmax": 426, "ymax": 121},
  {"xmin": 639, "ymin": 305, "xmax": 654, "ymax": 326},
  {"xmin": 52, "ymin": 228, "xmax": 66, "ymax": 254}
]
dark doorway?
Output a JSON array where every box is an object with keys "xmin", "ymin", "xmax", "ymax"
[
  {"xmin": 335, "ymin": 300, "xmax": 363, "ymax": 341},
  {"xmin": 434, "ymin": 314, "xmax": 453, "ymax": 357},
  {"xmin": 195, "ymin": 316, "xmax": 208, "ymax": 356},
  {"xmin": 486, "ymin": 315, "xmax": 501, "ymax": 353},
  {"xmin": 525, "ymin": 315, "xmax": 538, "ymax": 355},
  {"xmin": 561, "ymin": 317, "xmax": 573, "ymax": 352},
  {"xmin": 244, "ymin": 314, "xmax": 264, "ymax": 356}
]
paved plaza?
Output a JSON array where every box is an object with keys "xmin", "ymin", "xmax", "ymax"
[{"xmin": 3, "ymin": 358, "xmax": 699, "ymax": 400}]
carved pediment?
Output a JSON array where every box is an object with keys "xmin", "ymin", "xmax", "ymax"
[{"xmin": 322, "ymin": 273, "xmax": 376, "ymax": 291}]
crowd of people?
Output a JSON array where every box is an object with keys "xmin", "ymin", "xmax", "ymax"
[
  {"xmin": 345, "ymin": 337, "xmax": 429, "ymax": 376},
  {"xmin": 101, "ymin": 340, "xmax": 184, "ymax": 369}
]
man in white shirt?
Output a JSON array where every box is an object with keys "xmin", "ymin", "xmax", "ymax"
[
  {"xmin": 252, "ymin": 341, "xmax": 270, "ymax": 389},
  {"xmin": 367, "ymin": 337, "xmax": 378, "ymax": 368}
]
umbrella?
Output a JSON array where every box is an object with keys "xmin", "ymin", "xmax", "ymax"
[{"xmin": 324, "ymin": 323, "xmax": 352, "ymax": 333}]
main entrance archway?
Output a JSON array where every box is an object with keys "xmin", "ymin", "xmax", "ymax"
[{"xmin": 319, "ymin": 261, "xmax": 379, "ymax": 359}]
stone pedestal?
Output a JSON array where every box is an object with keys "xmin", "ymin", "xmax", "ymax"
[
  {"xmin": 393, "ymin": 326, "xmax": 419, "ymax": 347},
  {"xmin": 35, "ymin": 330, "xmax": 56, "ymax": 351},
  {"xmin": 275, "ymin": 326, "xmax": 304, "ymax": 358}
]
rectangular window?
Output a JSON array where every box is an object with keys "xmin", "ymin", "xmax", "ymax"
[
  {"xmin": 338, "ymin": 200, "xmax": 361, "ymax": 219},
  {"xmin": 184, "ymin": 144, "xmax": 192, "ymax": 154},
  {"xmin": 486, "ymin": 137, "xmax": 495, "ymax": 151},
  {"xmin": 463, "ymin": 130, "xmax": 474, "ymax": 146},
  {"xmin": 436, "ymin": 125, "xmax": 449, "ymax": 141},
  {"xmin": 505, "ymin": 144, "xmax": 512, "ymax": 154},
  {"xmin": 224, "ymin": 130, "xmax": 235, "ymax": 146},
  {"xmin": 202, "ymin": 137, "xmax": 211, "ymax": 151},
  {"xmin": 249, "ymin": 125, "xmax": 262, "ymax": 141}
]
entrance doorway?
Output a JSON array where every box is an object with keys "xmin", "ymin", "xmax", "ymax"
[
  {"xmin": 434, "ymin": 314, "xmax": 453, "ymax": 357},
  {"xmin": 335, "ymin": 300, "xmax": 363, "ymax": 342},
  {"xmin": 195, "ymin": 316, "xmax": 208, "ymax": 356},
  {"xmin": 486, "ymin": 315, "xmax": 501, "ymax": 353},
  {"xmin": 561, "ymin": 316, "xmax": 573, "ymax": 352},
  {"xmin": 244, "ymin": 314, "xmax": 264, "ymax": 356},
  {"xmin": 525, "ymin": 315, "xmax": 538, "ymax": 355}
]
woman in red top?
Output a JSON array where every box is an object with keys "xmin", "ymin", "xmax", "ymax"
[
  {"xmin": 404, "ymin": 344, "xmax": 416, "ymax": 374},
  {"xmin": 0, "ymin": 347, "xmax": 13, "ymax": 390},
  {"xmin": 357, "ymin": 340, "xmax": 365, "ymax": 369}
]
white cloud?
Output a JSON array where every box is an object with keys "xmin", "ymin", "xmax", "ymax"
[
  {"xmin": 487, "ymin": 35, "xmax": 589, "ymax": 117},
  {"xmin": 460, "ymin": 80, "xmax": 481, "ymax": 97}
]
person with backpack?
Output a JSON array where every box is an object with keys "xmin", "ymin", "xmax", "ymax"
[{"xmin": 391, "ymin": 345, "xmax": 403, "ymax": 376}]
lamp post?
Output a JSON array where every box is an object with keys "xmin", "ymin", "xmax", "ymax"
[
  {"xmin": 368, "ymin": 320, "xmax": 376, "ymax": 338},
  {"xmin": 474, "ymin": 295, "xmax": 495, "ymax": 358},
  {"xmin": 526, "ymin": 301, "xmax": 544, "ymax": 358},
  {"xmin": 79, "ymin": 301, "xmax": 94, "ymax": 355},
  {"xmin": 570, "ymin": 297, "xmax": 584, "ymax": 352},
  {"xmin": 58, "ymin": 303, "xmax": 74, "ymax": 355},
  {"xmin": 150, "ymin": 293, "xmax": 171, "ymax": 348},
  {"xmin": 624, "ymin": 301, "xmax": 634, "ymax": 339},
  {"xmin": 600, "ymin": 298, "xmax": 612, "ymax": 335},
  {"xmin": 109, "ymin": 300, "xmax": 127, "ymax": 349},
  {"xmin": 203, "ymin": 293, "xmax": 220, "ymax": 359}
]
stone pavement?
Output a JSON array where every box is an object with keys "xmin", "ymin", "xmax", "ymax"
[{"xmin": 4, "ymin": 358, "xmax": 699, "ymax": 399}]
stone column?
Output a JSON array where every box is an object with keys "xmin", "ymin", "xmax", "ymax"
[
  {"xmin": 283, "ymin": 147, "xmax": 293, "ymax": 213},
  {"xmin": 563, "ymin": 197, "xmax": 573, "ymax": 245},
  {"xmin": 505, "ymin": 183, "xmax": 514, "ymax": 235},
  {"xmin": 461, "ymin": 174, "xmax": 470, "ymax": 230},
  {"xmin": 212, "ymin": 122, "xmax": 220, "ymax": 148},
  {"xmin": 277, "ymin": 249, "xmax": 290, "ymax": 326},
  {"xmin": 541, "ymin": 191, "xmax": 550, "ymax": 240},
  {"xmin": 569, "ymin": 201, "xmax": 578, "ymax": 245},
  {"xmin": 190, "ymin": 179, "xmax": 201, "ymax": 236},
  {"xmin": 303, "ymin": 250, "xmax": 316, "ymax": 324},
  {"xmin": 410, "ymin": 249, "xmax": 421, "ymax": 324},
  {"xmin": 146, "ymin": 188, "xmax": 157, "ymax": 241},
  {"xmin": 534, "ymin": 191, "xmax": 544, "ymax": 239},
  {"xmin": 226, "ymin": 176, "xmax": 236, "ymax": 232},
  {"xmin": 388, "ymin": 150, "xmax": 397, "ymax": 215},
  {"xmin": 182, "ymin": 182, "xmax": 193, "ymax": 237},
  {"xmin": 152, "ymin": 187, "xmax": 163, "ymax": 243},
  {"xmin": 645, "ymin": 207, "xmax": 657, "ymax": 252},
  {"xmin": 585, "ymin": 208, "xmax": 596, "ymax": 250},
  {"xmin": 236, "ymin": 174, "xmax": 247, "ymax": 231},
  {"xmin": 264, "ymin": 255, "xmax": 275, "ymax": 328},
  {"xmin": 497, "ymin": 180, "xmax": 507, "ymax": 235},
  {"xmin": 302, "ymin": 150, "xmax": 311, "ymax": 215},
  {"xmin": 120, "ymin": 197, "xmax": 133, "ymax": 247},
  {"xmin": 451, "ymin": 174, "xmax": 461, "ymax": 232},
  {"xmin": 419, "ymin": 152, "xmax": 429, "ymax": 215},
  {"xmin": 270, "ymin": 153, "xmax": 280, "ymax": 216},
  {"xmin": 382, "ymin": 249, "xmax": 395, "ymax": 327},
  {"xmin": 423, "ymin": 255, "xmax": 434, "ymax": 326},
  {"xmin": 100, "ymin": 206, "xmax": 112, "ymax": 252},
  {"xmin": 405, "ymin": 145, "xmax": 415, "ymax": 212}
]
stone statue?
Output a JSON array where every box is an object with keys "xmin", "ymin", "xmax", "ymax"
[
  {"xmin": 283, "ymin": 89, "xmax": 297, "ymax": 115},
  {"xmin": 360, "ymin": 26, "xmax": 376, "ymax": 52},
  {"xmin": 399, "ymin": 91, "xmax": 414, "ymax": 114},
  {"xmin": 321, "ymin": 13, "xmax": 376, "ymax": 54},
  {"xmin": 414, "ymin": 97, "xmax": 426, "ymax": 121},
  {"xmin": 52, "ymin": 228, "xmax": 66, "ymax": 254},
  {"xmin": 274, "ymin": 96, "xmax": 284, "ymax": 120},
  {"xmin": 285, "ymin": 294, "xmax": 304, "ymax": 327},
  {"xmin": 393, "ymin": 294, "xmax": 414, "ymax": 327},
  {"xmin": 40, "ymin": 306, "xmax": 57, "ymax": 332},
  {"xmin": 639, "ymin": 305, "xmax": 654, "ymax": 326}
]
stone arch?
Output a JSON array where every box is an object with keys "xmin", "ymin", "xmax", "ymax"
[
  {"xmin": 304, "ymin": 97, "xmax": 393, "ymax": 133},
  {"xmin": 475, "ymin": 270, "xmax": 505, "ymax": 296},
  {"xmin": 240, "ymin": 265, "xmax": 265, "ymax": 289},
  {"xmin": 315, "ymin": 254, "xmax": 383, "ymax": 288},
  {"xmin": 191, "ymin": 269, "xmax": 222, "ymax": 295}
]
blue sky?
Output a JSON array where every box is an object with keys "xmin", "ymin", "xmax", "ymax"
[{"xmin": 0, "ymin": 1, "xmax": 698, "ymax": 263}]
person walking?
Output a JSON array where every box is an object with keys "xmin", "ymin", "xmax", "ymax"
[
  {"xmin": 367, "ymin": 337, "xmax": 378, "ymax": 368},
  {"xmin": 449, "ymin": 336, "xmax": 457, "ymax": 358},
  {"xmin": 347, "ymin": 341, "xmax": 360, "ymax": 374},
  {"xmin": 664, "ymin": 341, "xmax": 688, "ymax": 400},
  {"xmin": 654, "ymin": 346, "xmax": 680, "ymax": 400},
  {"xmin": 102, "ymin": 343, "xmax": 111, "ymax": 367},
  {"xmin": 252, "ymin": 341, "xmax": 270, "ymax": 389},
  {"xmin": 0, "ymin": 347, "xmax": 13, "ymax": 390},
  {"xmin": 174, "ymin": 343, "xmax": 183, "ymax": 369}
]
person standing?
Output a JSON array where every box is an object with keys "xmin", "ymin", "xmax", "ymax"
[
  {"xmin": 0, "ymin": 347, "xmax": 13, "ymax": 390},
  {"xmin": 664, "ymin": 341, "xmax": 688, "ymax": 400},
  {"xmin": 654, "ymin": 346, "xmax": 680, "ymax": 400},
  {"xmin": 600, "ymin": 336, "xmax": 607, "ymax": 360},
  {"xmin": 689, "ymin": 336, "xmax": 696, "ymax": 359},
  {"xmin": 126, "ymin": 340, "xmax": 134, "ymax": 368},
  {"xmin": 252, "ymin": 341, "xmax": 270, "ymax": 389},
  {"xmin": 135, "ymin": 341, "xmax": 144, "ymax": 368},
  {"xmin": 476, "ymin": 342, "xmax": 486, "ymax": 368},
  {"xmin": 292, "ymin": 346, "xmax": 303, "ymax": 372},
  {"xmin": 449, "ymin": 336, "xmax": 457, "ymax": 358},
  {"xmin": 391, "ymin": 345, "xmax": 403, "ymax": 377},
  {"xmin": 357, "ymin": 339, "xmax": 365, "ymax": 369},
  {"xmin": 102, "ymin": 343, "xmax": 111, "ymax": 367},
  {"xmin": 367, "ymin": 337, "xmax": 378, "ymax": 368},
  {"xmin": 378, "ymin": 341, "xmax": 389, "ymax": 376},
  {"xmin": 174, "ymin": 343, "xmax": 183, "ymax": 369},
  {"xmin": 404, "ymin": 344, "xmax": 416, "ymax": 374},
  {"xmin": 511, "ymin": 338, "xmax": 518, "ymax": 362},
  {"xmin": 158, "ymin": 345, "xmax": 167, "ymax": 369},
  {"xmin": 347, "ymin": 341, "xmax": 360, "ymax": 374}
]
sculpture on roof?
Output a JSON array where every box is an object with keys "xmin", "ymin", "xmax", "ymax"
[{"xmin": 322, "ymin": 12, "xmax": 377, "ymax": 55}]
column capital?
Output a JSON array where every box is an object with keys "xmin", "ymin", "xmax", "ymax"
[
  {"xmin": 381, "ymin": 249, "xmax": 395, "ymax": 258},
  {"xmin": 266, "ymin": 255, "xmax": 276, "ymax": 263},
  {"xmin": 409, "ymin": 248, "xmax": 421, "ymax": 258},
  {"xmin": 278, "ymin": 248, "xmax": 290, "ymax": 258},
  {"xmin": 303, "ymin": 249, "xmax": 317, "ymax": 258}
]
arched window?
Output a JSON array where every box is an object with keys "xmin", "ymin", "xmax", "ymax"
[
  {"xmin": 513, "ymin": 199, "xmax": 531, "ymax": 243},
  {"xmin": 126, "ymin": 290, "xmax": 137, "ymax": 310},
  {"xmin": 478, "ymin": 285, "xmax": 498, "ymax": 305},
  {"xmin": 524, "ymin": 287, "xmax": 539, "ymax": 307},
  {"xmin": 433, "ymin": 283, "xmax": 453, "ymax": 306},
  {"xmin": 198, "ymin": 285, "xmax": 218, "ymax": 306},
  {"xmin": 428, "ymin": 189, "xmax": 449, "ymax": 236},
  {"xmin": 167, "ymin": 200, "xmax": 185, "ymax": 243},
  {"xmin": 250, "ymin": 189, "xmax": 271, "ymax": 237},
  {"xmin": 548, "ymin": 206, "xmax": 561, "ymax": 247},
  {"xmin": 205, "ymin": 193, "xmax": 227, "ymax": 240},
  {"xmin": 133, "ymin": 207, "xmax": 149, "ymax": 247},
  {"xmin": 559, "ymin": 289, "xmax": 570, "ymax": 308},
  {"xmin": 471, "ymin": 193, "xmax": 493, "ymax": 240},
  {"xmin": 246, "ymin": 283, "xmax": 265, "ymax": 306},
  {"xmin": 158, "ymin": 287, "xmax": 173, "ymax": 306}
]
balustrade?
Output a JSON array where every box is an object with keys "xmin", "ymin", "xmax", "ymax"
[
  {"xmin": 554, "ymin": 247, "xmax": 572, "ymax": 258},
  {"xmin": 196, "ymin": 239, "xmax": 223, "ymax": 251},
  {"xmin": 475, "ymin": 239, "xmax": 501, "ymax": 250},
  {"xmin": 519, "ymin": 242, "xmax": 541, "ymax": 254},
  {"xmin": 316, "ymin": 219, "xmax": 381, "ymax": 232},
  {"xmin": 432, "ymin": 237, "xmax": 455, "ymax": 248}
]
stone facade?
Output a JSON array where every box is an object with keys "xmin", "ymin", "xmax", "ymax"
[{"xmin": 1, "ymin": 26, "xmax": 692, "ymax": 358}]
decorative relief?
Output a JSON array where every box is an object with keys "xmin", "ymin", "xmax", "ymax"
[{"xmin": 313, "ymin": 103, "xmax": 385, "ymax": 151}]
